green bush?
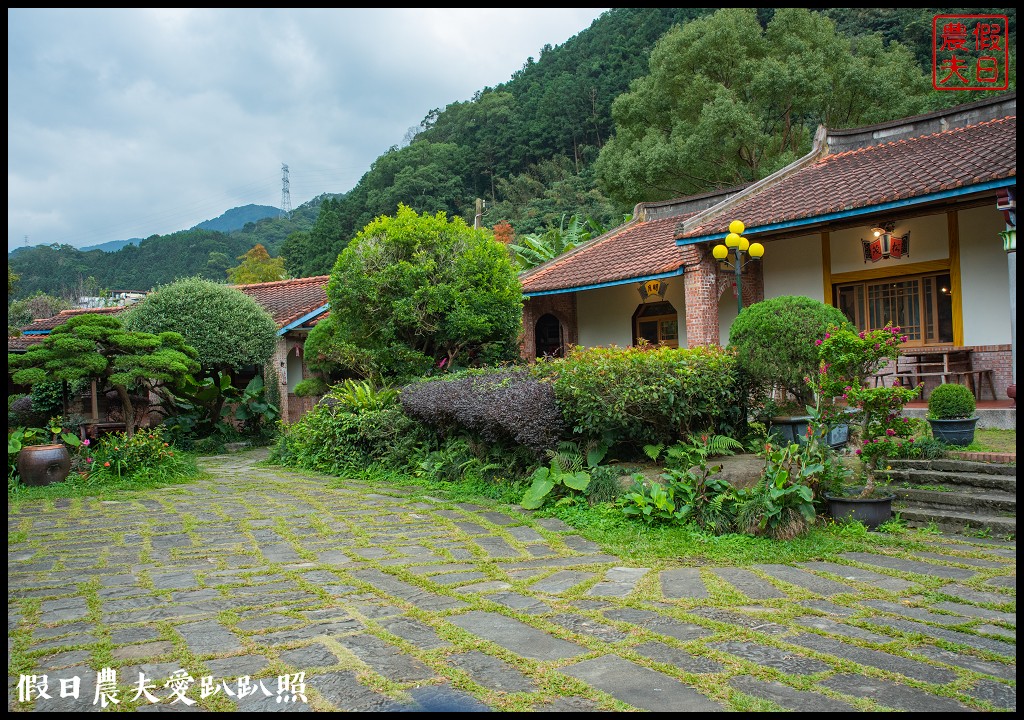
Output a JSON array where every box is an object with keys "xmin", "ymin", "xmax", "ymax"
[
  {"xmin": 270, "ymin": 398, "xmax": 428, "ymax": 475},
  {"xmin": 533, "ymin": 344, "xmax": 740, "ymax": 450},
  {"xmin": 728, "ymin": 295, "xmax": 850, "ymax": 407},
  {"xmin": 927, "ymin": 383, "xmax": 976, "ymax": 419},
  {"xmin": 293, "ymin": 377, "xmax": 329, "ymax": 398}
]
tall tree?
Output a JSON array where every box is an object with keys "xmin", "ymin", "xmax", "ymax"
[
  {"xmin": 304, "ymin": 204, "xmax": 524, "ymax": 381},
  {"xmin": 226, "ymin": 244, "xmax": 288, "ymax": 284},
  {"xmin": 123, "ymin": 277, "xmax": 278, "ymax": 423},
  {"xmin": 594, "ymin": 7, "xmax": 938, "ymax": 205}
]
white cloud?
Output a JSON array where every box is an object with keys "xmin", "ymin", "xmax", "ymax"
[{"xmin": 8, "ymin": 8, "xmax": 608, "ymax": 252}]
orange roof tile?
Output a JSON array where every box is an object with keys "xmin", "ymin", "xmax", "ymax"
[
  {"xmin": 233, "ymin": 275, "xmax": 330, "ymax": 329},
  {"xmin": 18, "ymin": 306, "xmax": 127, "ymax": 333},
  {"xmin": 680, "ymin": 115, "xmax": 1016, "ymax": 241}
]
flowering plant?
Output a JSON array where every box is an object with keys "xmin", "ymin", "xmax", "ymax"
[{"xmin": 811, "ymin": 323, "xmax": 921, "ymax": 498}]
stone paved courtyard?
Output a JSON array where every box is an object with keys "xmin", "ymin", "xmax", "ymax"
[{"xmin": 7, "ymin": 449, "xmax": 1016, "ymax": 712}]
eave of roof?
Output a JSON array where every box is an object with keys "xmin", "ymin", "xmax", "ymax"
[{"xmin": 675, "ymin": 95, "xmax": 1017, "ymax": 245}]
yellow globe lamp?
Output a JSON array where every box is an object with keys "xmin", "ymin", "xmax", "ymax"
[
  {"xmin": 712, "ymin": 244, "xmax": 729, "ymax": 260},
  {"xmin": 748, "ymin": 242, "xmax": 765, "ymax": 259},
  {"xmin": 729, "ymin": 220, "xmax": 745, "ymax": 235},
  {"xmin": 725, "ymin": 232, "xmax": 740, "ymax": 248},
  {"xmin": 738, "ymin": 236, "xmax": 750, "ymax": 252}
]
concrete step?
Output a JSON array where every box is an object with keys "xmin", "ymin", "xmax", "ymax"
[
  {"xmin": 894, "ymin": 505, "xmax": 1016, "ymax": 538},
  {"xmin": 886, "ymin": 469, "xmax": 1016, "ymax": 493},
  {"xmin": 893, "ymin": 486, "xmax": 1016, "ymax": 513},
  {"xmin": 886, "ymin": 458, "xmax": 1017, "ymax": 476}
]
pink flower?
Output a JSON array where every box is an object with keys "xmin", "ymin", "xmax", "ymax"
[
  {"xmin": 815, "ymin": 339, "xmax": 822, "ymax": 346},
  {"xmin": 855, "ymin": 449, "xmax": 862, "ymax": 455},
  {"xmin": 901, "ymin": 336, "xmax": 908, "ymax": 343},
  {"xmin": 886, "ymin": 428, "xmax": 896, "ymax": 436},
  {"xmin": 82, "ymin": 439, "xmax": 90, "ymax": 447},
  {"xmin": 86, "ymin": 457, "xmax": 93, "ymax": 464},
  {"xmin": 438, "ymin": 358, "xmax": 448, "ymax": 369}
]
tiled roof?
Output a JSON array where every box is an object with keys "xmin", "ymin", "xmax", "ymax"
[
  {"xmin": 18, "ymin": 306, "xmax": 127, "ymax": 333},
  {"xmin": 7, "ymin": 335, "xmax": 47, "ymax": 352},
  {"xmin": 519, "ymin": 215, "xmax": 692, "ymax": 295},
  {"xmin": 680, "ymin": 115, "xmax": 1016, "ymax": 240},
  {"xmin": 233, "ymin": 275, "xmax": 329, "ymax": 329}
]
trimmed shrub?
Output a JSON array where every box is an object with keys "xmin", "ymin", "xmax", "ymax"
[
  {"xmin": 533, "ymin": 344, "xmax": 740, "ymax": 449},
  {"xmin": 728, "ymin": 296, "xmax": 851, "ymax": 406},
  {"xmin": 927, "ymin": 383, "xmax": 976, "ymax": 419},
  {"xmin": 400, "ymin": 368, "xmax": 564, "ymax": 457}
]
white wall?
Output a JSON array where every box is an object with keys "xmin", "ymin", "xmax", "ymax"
[
  {"xmin": 829, "ymin": 214, "xmax": 948, "ymax": 274},
  {"xmin": 958, "ymin": 205, "xmax": 1012, "ymax": 345},
  {"xmin": 576, "ymin": 278, "xmax": 687, "ymax": 348},
  {"xmin": 761, "ymin": 233, "xmax": 824, "ymax": 301},
  {"xmin": 286, "ymin": 347, "xmax": 303, "ymax": 393}
]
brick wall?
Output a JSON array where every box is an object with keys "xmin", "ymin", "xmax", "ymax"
[
  {"xmin": 684, "ymin": 246, "xmax": 765, "ymax": 348},
  {"xmin": 970, "ymin": 345, "xmax": 1014, "ymax": 399},
  {"xmin": 520, "ymin": 294, "xmax": 578, "ymax": 361}
]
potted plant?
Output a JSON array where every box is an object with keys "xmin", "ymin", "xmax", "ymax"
[
  {"xmin": 927, "ymin": 383, "xmax": 978, "ymax": 446},
  {"xmin": 810, "ymin": 323, "xmax": 921, "ymax": 529},
  {"xmin": 8, "ymin": 416, "xmax": 82, "ymax": 487}
]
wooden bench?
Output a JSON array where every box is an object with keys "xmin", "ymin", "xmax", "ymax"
[{"xmin": 947, "ymin": 368, "xmax": 997, "ymax": 401}]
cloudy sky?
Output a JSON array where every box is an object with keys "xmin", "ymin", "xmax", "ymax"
[{"xmin": 7, "ymin": 8, "xmax": 608, "ymax": 253}]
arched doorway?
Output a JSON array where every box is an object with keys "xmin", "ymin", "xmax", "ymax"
[
  {"xmin": 535, "ymin": 314, "xmax": 565, "ymax": 358},
  {"xmin": 632, "ymin": 301, "xmax": 679, "ymax": 347}
]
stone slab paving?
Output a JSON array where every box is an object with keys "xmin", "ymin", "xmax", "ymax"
[
  {"xmin": 709, "ymin": 567, "xmax": 789, "ymax": 599},
  {"xmin": 560, "ymin": 655, "xmax": 725, "ymax": 711},
  {"xmin": 7, "ymin": 449, "xmax": 1016, "ymax": 713}
]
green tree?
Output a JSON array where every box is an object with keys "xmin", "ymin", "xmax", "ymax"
[
  {"xmin": 510, "ymin": 213, "xmax": 615, "ymax": 270},
  {"xmin": 728, "ymin": 295, "xmax": 851, "ymax": 408},
  {"xmin": 226, "ymin": 244, "xmax": 288, "ymax": 284},
  {"xmin": 123, "ymin": 277, "xmax": 278, "ymax": 422},
  {"xmin": 7, "ymin": 314, "xmax": 200, "ymax": 437},
  {"xmin": 8, "ymin": 293, "xmax": 74, "ymax": 336},
  {"xmin": 304, "ymin": 204, "xmax": 524, "ymax": 381},
  {"xmin": 594, "ymin": 7, "xmax": 938, "ymax": 205}
]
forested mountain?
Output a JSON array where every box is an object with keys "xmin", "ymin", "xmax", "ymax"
[
  {"xmin": 8, "ymin": 7, "xmax": 1016, "ymax": 301},
  {"xmin": 194, "ymin": 204, "xmax": 281, "ymax": 232}
]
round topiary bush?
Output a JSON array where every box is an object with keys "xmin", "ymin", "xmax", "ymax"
[
  {"xmin": 727, "ymin": 295, "xmax": 851, "ymax": 407},
  {"xmin": 927, "ymin": 383, "xmax": 977, "ymax": 419}
]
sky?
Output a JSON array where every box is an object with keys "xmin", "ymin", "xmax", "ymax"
[{"xmin": 7, "ymin": 8, "xmax": 609, "ymax": 254}]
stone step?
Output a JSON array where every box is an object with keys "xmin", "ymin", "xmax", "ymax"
[
  {"xmin": 886, "ymin": 459, "xmax": 1017, "ymax": 476},
  {"xmin": 894, "ymin": 504, "xmax": 1016, "ymax": 538},
  {"xmin": 886, "ymin": 469, "xmax": 1016, "ymax": 493},
  {"xmin": 893, "ymin": 487, "xmax": 1016, "ymax": 513}
]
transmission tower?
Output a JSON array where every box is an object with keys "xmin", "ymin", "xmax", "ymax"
[{"xmin": 280, "ymin": 163, "xmax": 292, "ymax": 219}]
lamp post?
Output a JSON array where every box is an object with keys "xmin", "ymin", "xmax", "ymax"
[{"xmin": 712, "ymin": 220, "xmax": 764, "ymax": 314}]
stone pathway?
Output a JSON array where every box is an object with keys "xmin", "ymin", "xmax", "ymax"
[{"xmin": 7, "ymin": 449, "xmax": 1016, "ymax": 712}]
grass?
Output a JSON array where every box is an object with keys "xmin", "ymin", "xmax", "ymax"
[{"xmin": 964, "ymin": 427, "xmax": 1016, "ymax": 455}]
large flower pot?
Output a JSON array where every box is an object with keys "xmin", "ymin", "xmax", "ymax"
[
  {"xmin": 16, "ymin": 443, "xmax": 72, "ymax": 486},
  {"xmin": 825, "ymin": 492, "xmax": 894, "ymax": 530},
  {"xmin": 928, "ymin": 417, "xmax": 979, "ymax": 446},
  {"xmin": 770, "ymin": 415, "xmax": 850, "ymax": 449}
]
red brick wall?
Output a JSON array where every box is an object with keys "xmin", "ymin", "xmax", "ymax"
[
  {"xmin": 970, "ymin": 345, "xmax": 1014, "ymax": 399},
  {"xmin": 684, "ymin": 247, "xmax": 765, "ymax": 348},
  {"xmin": 521, "ymin": 294, "xmax": 578, "ymax": 360}
]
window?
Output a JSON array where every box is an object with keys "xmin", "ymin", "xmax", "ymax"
[
  {"xmin": 835, "ymin": 272, "xmax": 953, "ymax": 345},
  {"xmin": 632, "ymin": 301, "xmax": 679, "ymax": 348}
]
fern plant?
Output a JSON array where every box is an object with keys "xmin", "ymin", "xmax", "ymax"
[{"xmin": 329, "ymin": 379, "xmax": 399, "ymax": 412}]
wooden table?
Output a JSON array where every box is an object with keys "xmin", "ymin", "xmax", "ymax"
[{"xmin": 893, "ymin": 347, "xmax": 993, "ymax": 400}]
